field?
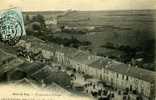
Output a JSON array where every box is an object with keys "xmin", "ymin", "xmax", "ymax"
[{"xmin": 24, "ymin": 10, "xmax": 156, "ymax": 46}]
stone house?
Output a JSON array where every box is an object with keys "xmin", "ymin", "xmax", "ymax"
[
  {"xmin": 16, "ymin": 36, "xmax": 156, "ymax": 99},
  {"xmin": 87, "ymin": 58, "xmax": 155, "ymax": 99}
]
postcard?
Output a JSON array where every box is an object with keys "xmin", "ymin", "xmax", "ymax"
[{"xmin": 0, "ymin": 0, "xmax": 155, "ymax": 100}]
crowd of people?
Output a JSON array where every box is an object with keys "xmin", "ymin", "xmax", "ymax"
[
  {"xmin": 84, "ymin": 81, "xmax": 116, "ymax": 100},
  {"xmin": 84, "ymin": 81, "xmax": 144, "ymax": 100}
]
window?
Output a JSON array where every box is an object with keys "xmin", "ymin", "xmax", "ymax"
[
  {"xmin": 100, "ymin": 74, "xmax": 102, "ymax": 80},
  {"xmin": 126, "ymin": 76, "xmax": 129, "ymax": 81},
  {"xmin": 117, "ymin": 73, "xmax": 119, "ymax": 78},
  {"xmin": 122, "ymin": 75, "xmax": 124, "ymax": 80}
]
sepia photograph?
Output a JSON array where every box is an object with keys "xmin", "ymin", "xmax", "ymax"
[{"xmin": 0, "ymin": 0, "xmax": 156, "ymax": 100}]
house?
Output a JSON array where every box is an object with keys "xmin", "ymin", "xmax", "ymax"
[
  {"xmin": 88, "ymin": 58, "xmax": 156, "ymax": 99},
  {"xmin": 0, "ymin": 49, "xmax": 24, "ymax": 81},
  {"xmin": 16, "ymin": 36, "xmax": 77, "ymax": 66},
  {"xmin": 45, "ymin": 17, "xmax": 62, "ymax": 33},
  {"xmin": 15, "ymin": 36, "xmax": 156, "ymax": 99},
  {"xmin": 7, "ymin": 61, "xmax": 71, "ymax": 87},
  {"xmin": 70, "ymin": 51, "xmax": 101, "ymax": 74}
]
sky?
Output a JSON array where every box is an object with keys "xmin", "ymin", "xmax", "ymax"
[{"xmin": 0, "ymin": 0, "xmax": 156, "ymax": 11}]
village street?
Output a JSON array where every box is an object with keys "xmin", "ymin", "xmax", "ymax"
[{"xmin": 60, "ymin": 65, "xmax": 148, "ymax": 100}]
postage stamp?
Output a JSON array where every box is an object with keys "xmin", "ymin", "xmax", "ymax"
[{"xmin": 0, "ymin": 8, "xmax": 26, "ymax": 45}]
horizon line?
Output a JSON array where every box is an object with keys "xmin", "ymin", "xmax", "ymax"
[{"xmin": 22, "ymin": 8, "xmax": 156, "ymax": 12}]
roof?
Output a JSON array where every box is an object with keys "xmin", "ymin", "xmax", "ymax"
[
  {"xmin": 0, "ymin": 42, "xmax": 17, "ymax": 55},
  {"xmin": 88, "ymin": 57, "xmax": 112, "ymax": 69},
  {"xmin": 30, "ymin": 65, "xmax": 71, "ymax": 87},
  {"xmin": 45, "ymin": 71, "xmax": 71, "ymax": 86},
  {"xmin": 19, "ymin": 36, "xmax": 156, "ymax": 83},
  {"xmin": 0, "ymin": 49, "xmax": 16, "ymax": 63},
  {"xmin": 60, "ymin": 46, "xmax": 77, "ymax": 58},
  {"xmin": 0, "ymin": 58, "xmax": 24, "ymax": 76},
  {"xmin": 17, "ymin": 61, "xmax": 46, "ymax": 75},
  {"xmin": 0, "ymin": 49, "xmax": 24, "ymax": 74},
  {"xmin": 20, "ymin": 36, "xmax": 96, "ymax": 59},
  {"xmin": 109, "ymin": 62, "xmax": 156, "ymax": 83},
  {"xmin": 89, "ymin": 57, "xmax": 156, "ymax": 83},
  {"xmin": 31, "ymin": 65, "xmax": 54, "ymax": 80},
  {"xmin": 96, "ymin": 47, "xmax": 125, "ymax": 57},
  {"xmin": 20, "ymin": 36, "xmax": 76, "ymax": 57},
  {"xmin": 16, "ymin": 61, "xmax": 71, "ymax": 87},
  {"xmin": 72, "ymin": 51, "xmax": 100, "ymax": 65},
  {"xmin": 21, "ymin": 36, "xmax": 45, "ymax": 43}
]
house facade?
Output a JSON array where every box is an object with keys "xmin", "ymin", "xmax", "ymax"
[
  {"xmin": 16, "ymin": 36, "xmax": 156, "ymax": 99},
  {"xmin": 86, "ymin": 58, "xmax": 156, "ymax": 99}
]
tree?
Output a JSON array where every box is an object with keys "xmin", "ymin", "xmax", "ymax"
[
  {"xmin": 32, "ymin": 14, "xmax": 46, "ymax": 29},
  {"xmin": 32, "ymin": 14, "xmax": 45, "ymax": 23},
  {"xmin": 101, "ymin": 42, "xmax": 116, "ymax": 49},
  {"xmin": 31, "ymin": 22, "xmax": 41, "ymax": 31},
  {"xmin": 25, "ymin": 15, "xmax": 31, "ymax": 25}
]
